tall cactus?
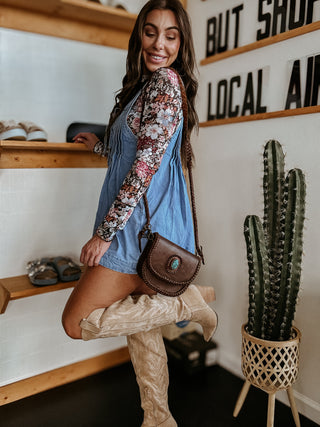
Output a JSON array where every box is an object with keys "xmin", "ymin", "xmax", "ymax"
[{"xmin": 244, "ymin": 141, "xmax": 306, "ymax": 341}]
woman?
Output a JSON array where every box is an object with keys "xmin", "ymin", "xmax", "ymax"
[{"xmin": 62, "ymin": 1, "xmax": 217, "ymax": 425}]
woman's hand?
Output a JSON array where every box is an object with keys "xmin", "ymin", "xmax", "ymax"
[
  {"xmin": 80, "ymin": 234, "xmax": 111, "ymax": 267},
  {"xmin": 73, "ymin": 132, "xmax": 100, "ymax": 151}
]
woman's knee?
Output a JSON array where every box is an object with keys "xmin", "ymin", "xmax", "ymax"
[{"xmin": 61, "ymin": 310, "xmax": 82, "ymax": 340}]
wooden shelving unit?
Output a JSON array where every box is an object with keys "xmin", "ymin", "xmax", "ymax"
[
  {"xmin": 0, "ymin": 273, "xmax": 83, "ymax": 314},
  {"xmin": 0, "ymin": 140, "xmax": 107, "ymax": 168},
  {"xmin": 0, "ymin": 2, "xmax": 111, "ymax": 316},
  {"xmin": 0, "ymin": 0, "xmax": 136, "ymax": 49}
]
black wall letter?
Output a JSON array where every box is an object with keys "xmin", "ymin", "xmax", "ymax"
[
  {"xmin": 272, "ymin": 0, "xmax": 288, "ymax": 35},
  {"xmin": 242, "ymin": 73, "xmax": 255, "ymax": 115},
  {"xmin": 207, "ymin": 82, "xmax": 215, "ymax": 121},
  {"xmin": 306, "ymin": 0, "xmax": 320, "ymax": 23},
  {"xmin": 256, "ymin": 69, "xmax": 267, "ymax": 113},
  {"xmin": 232, "ymin": 4, "xmax": 244, "ymax": 49},
  {"xmin": 288, "ymin": 0, "xmax": 306, "ymax": 29},
  {"xmin": 304, "ymin": 56, "xmax": 314, "ymax": 107},
  {"xmin": 228, "ymin": 76, "xmax": 241, "ymax": 117},
  {"xmin": 311, "ymin": 54, "xmax": 320, "ymax": 105},
  {"xmin": 206, "ymin": 17, "xmax": 216, "ymax": 57},
  {"xmin": 216, "ymin": 79, "xmax": 228, "ymax": 119},
  {"xmin": 218, "ymin": 11, "xmax": 229, "ymax": 53},
  {"xmin": 285, "ymin": 60, "xmax": 302, "ymax": 109},
  {"xmin": 257, "ymin": 0, "xmax": 272, "ymax": 40}
]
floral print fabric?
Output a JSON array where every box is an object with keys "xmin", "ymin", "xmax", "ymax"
[{"xmin": 95, "ymin": 68, "xmax": 183, "ymax": 242}]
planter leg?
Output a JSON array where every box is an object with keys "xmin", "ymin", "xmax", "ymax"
[
  {"xmin": 267, "ymin": 392, "xmax": 276, "ymax": 427},
  {"xmin": 287, "ymin": 387, "xmax": 301, "ymax": 427},
  {"xmin": 233, "ymin": 380, "xmax": 251, "ymax": 417}
]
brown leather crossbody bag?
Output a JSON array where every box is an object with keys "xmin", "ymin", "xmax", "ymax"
[{"xmin": 137, "ymin": 71, "xmax": 204, "ymax": 297}]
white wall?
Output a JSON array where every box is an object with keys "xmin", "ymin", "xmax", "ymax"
[
  {"xmin": 188, "ymin": 1, "xmax": 320, "ymax": 424},
  {"xmin": 0, "ymin": 28, "xmax": 127, "ymax": 385}
]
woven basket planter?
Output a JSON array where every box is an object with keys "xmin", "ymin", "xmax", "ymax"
[
  {"xmin": 234, "ymin": 324, "xmax": 302, "ymax": 427},
  {"xmin": 241, "ymin": 324, "xmax": 301, "ymax": 393}
]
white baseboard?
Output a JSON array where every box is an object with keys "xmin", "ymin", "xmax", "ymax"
[
  {"xmin": 217, "ymin": 349, "xmax": 320, "ymax": 425},
  {"xmin": 276, "ymin": 389, "xmax": 320, "ymax": 425},
  {"xmin": 217, "ymin": 348, "xmax": 243, "ymax": 379}
]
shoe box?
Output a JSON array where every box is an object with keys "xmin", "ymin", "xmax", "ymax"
[
  {"xmin": 164, "ymin": 331, "xmax": 218, "ymax": 375},
  {"xmin": 161, "ymin": 320, "xmax": 198, "ymax": 341}
]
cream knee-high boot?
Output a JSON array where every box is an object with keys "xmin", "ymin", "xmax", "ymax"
[
  {"xmin": 127, "ymin": 328, "xmax": 177, "ymax": 427},
  {"xmin": 80, "ymin": 284, "xmax": 217, "ymax": 342}
]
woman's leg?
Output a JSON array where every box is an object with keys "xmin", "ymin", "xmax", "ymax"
[{"xmin": 62, "ymin": 265, "xmax": 155, "ymax": 339}]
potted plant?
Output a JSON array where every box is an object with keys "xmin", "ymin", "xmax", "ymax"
[{"xmin": 233, "ymin": 140, "xmax": 306, "ymax": 427}]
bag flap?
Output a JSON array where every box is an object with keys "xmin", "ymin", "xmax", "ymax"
[{"xmin": 146, "ymin": 233, "xmax": 201, "ymax": 285}]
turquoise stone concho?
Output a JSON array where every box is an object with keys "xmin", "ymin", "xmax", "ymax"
[
  {"xmin": 171, "ymin": 258, "xmax": 180, "ymax": 270},
  {"xmin": 167, "ymin": 256, "xmax": 181, "ymax": 272}
]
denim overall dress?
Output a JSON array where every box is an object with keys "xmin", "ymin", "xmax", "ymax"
[{"xmin": 93, "ymin": 90, "xmax": 195, "ymax": 274}]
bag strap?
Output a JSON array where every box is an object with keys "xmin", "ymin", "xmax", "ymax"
[{"xmin": 139, "ymin": 70, "xmax": 204, "ymax": 264}]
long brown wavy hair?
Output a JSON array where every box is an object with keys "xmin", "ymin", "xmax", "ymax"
[{"xmin": 106, "ymin": 0, "xmax": 198, "ymax": 167}]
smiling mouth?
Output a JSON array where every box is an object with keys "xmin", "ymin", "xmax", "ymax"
[{"xmin": 148, "ymin": 53, "xmax": 166, "ymax": 61}]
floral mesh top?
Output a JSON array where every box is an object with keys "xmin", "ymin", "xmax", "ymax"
[{"xmin": 94, "ymin": 68, "xmax": 183, "ymax": 242}]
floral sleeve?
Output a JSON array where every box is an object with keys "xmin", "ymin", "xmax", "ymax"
[
  {"xmin": 93, "ymin": 140, "xmax": 105, "ymax": 156},
  {"xmin": 96, "ymin": 67, "xmax": 183, "ymax": 242}
]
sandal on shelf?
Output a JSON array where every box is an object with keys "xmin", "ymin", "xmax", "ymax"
[
  {"xmin": 49, "ymin": 257, "xmax": 81, "ymax": 282},
  {"xmin": 27, "ymin": 258, "xmax": 58, "ymax": 286}
]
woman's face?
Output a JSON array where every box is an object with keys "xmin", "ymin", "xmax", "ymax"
[{"xmin": 141, "ymin": 9, "xmax": 181, "ymax": 74}]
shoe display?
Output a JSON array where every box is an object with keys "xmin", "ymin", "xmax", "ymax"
[
  {"xmin": 19, "ymin": 121, "xmax": 47, "ymax": 141},
  {"xmin": 0, "ymin": 120, "xmax": 48, "ymax": 141},
  {"xmin": 0, "ymin": 120, "xmax": 27, "ymax": 140},
  {"xmin": 27, "ymin": 258, "xmax": 59, "ymax": 286},
  {"xmin": 48, "ymin": 256, "xmax": 81, "ymax": 282},
  {"xmin": 27, "ymin": 256, "xmax": 81, "ymax": 286}
]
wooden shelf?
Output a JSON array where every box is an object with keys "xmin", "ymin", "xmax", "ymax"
[
  {"xmin": 0, "ymin": 347, "xmax": 130, "ymax": 405},
  {"xmin": 0, "ymin": 140, "xmax": 107, "ymax": 168},
  {"xmin": 0, "ymin": 0, "xmax": 136, "ymax": 49},
  {"xmin": 0, "ymin": 270, "xmax": 85, "ymax": 314},
  {"xmin": 200, "ymin": 105, "xmax": 320, "ymax": 127}
]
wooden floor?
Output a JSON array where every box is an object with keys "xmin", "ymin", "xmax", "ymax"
[{"xmin": 0, "ymin": 362, "xmax": 318, "ymax": 427}]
